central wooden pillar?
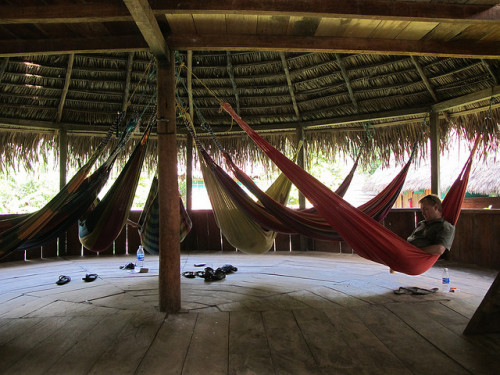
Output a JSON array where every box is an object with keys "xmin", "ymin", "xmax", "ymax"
[
  {"xmin": 157, "ymin": 54, "xmax": 181, "ymax": 313},
  {"xmin": 429, "ymin": 111, "xmax": 440, "ymax": 196}
]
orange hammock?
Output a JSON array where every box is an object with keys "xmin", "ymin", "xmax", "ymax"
[{"xmin": 222, "ymin": 102, "xmax": 480, "ymax": 275}]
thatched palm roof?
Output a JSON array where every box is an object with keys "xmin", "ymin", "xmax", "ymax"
[{"xmin": 0, "ymin": 1, "xmax": 500, "ymax": 170}]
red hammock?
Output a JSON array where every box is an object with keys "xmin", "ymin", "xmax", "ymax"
[{"xmin": 222, "ymin": 102, "xmax": 479, "ymax": 275}]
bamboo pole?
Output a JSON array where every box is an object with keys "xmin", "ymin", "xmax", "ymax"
[
  {"xmin": 157, "ymin": 54, "xmax": 180, "ymax": 313},
  {"xmin": 186, "ymin": 50, "xmax": 194, "ymax": 212},
  {"xmin": 59, "ymin": 128, "xmax": 67, "ymax": 190},
  {"xmin": 430, "ymin": 111, "xmax": 440, "ymax": 196}
]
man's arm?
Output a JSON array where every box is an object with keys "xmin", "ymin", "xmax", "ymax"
[{"xmin": 419, "ymin": 244, "xmax": 446, "ymax": 255}]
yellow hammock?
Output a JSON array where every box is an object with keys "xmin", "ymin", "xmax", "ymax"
[{"xmin": 199, "ymin": 147, "xmax": 297, "ymax": 254}]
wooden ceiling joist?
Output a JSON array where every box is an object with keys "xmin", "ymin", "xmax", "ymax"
[
  {"xmin": 123, "ymin": 0, "xmax": 170, "ymax": 61},
  {"xmin": 167, "ymin": 34, "xmax": 500, "ymax": 59},
  {"xmin": 335, "ymin": 53, "xmax": 359, "ymax": 113},
  {"xmin": 1, "ymin": 1, "xmax": 497, "ymax": 24},
  {"xmin": 55, "ymin": 53, "xmax": 74, "ymax": 123},
  {"xmin": 226, "ymin": 51, "xmax": 241, "ymax": 115}
]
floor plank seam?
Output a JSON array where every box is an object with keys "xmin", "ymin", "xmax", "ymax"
[
  {"xmin": 291, "ymin": 309, "xmax": 322, "ymax": 368},
  {"xmin": 180, "ymin": 313, "xmax": 199, "ymax": 375},
  {"xmin": 259, "ymin": 311, "xmax": 278, "ymax": 375},
  {"xmin": 133, "ymin": 315, "xmax": 168, "ymax": 375}
]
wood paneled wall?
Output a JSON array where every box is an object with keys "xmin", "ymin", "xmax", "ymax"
[{"xmin": 1, "ymin": 209, "xmax": 499, "ymax": 270}]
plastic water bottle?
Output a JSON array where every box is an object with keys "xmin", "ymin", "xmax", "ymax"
[
  {"xmin": 136, "ymin": 245, "xmax": 145, "ymax": 269},
  {"xmin": 441, "ymin": 268, "xmax": 450, "ymax": 293}
]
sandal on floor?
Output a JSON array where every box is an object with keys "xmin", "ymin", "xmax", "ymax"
[
  {"xmin": 182, "ymin": 271, "xmax": 196, "ymax": 278},
  {"xmin": 119, "ymin": 262, "xmax": 135, "ymax": 270},
  {"xmin": 220, "ymin": 264, "xmax": 238, "ymax": 274},
  {"xmin": 56, "ymin": 275, "xmax": 71, "ymax": 285},
  {"xmin": 195, "ymin": 271, "xmax": 205, "ymax": 278},
  {"xmin": 82, "ymin": 274, "xmax": 98, "ymax": 282},
  {"xmin": 203, "ymin": 267, "xmax": 226, "ymax": 282},
  {"xmin": 394, "ymin": 287, "xmax": 439, "ymax": 295}
]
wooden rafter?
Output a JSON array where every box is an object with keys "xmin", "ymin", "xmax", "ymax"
[
  {"xmin": 55, "ymin": 53, "xmax": 74, "ymax": 123},
  {"xmin": 0, "ymin": 57, "xmax": 9, "ymax": 83},
  {"xmin": 432, "ymin": 85, "xmax": 500, "ymax": 112},
  {"xmin": 481, "ymin": 59, "xmax": 499, "ymax": 86},
  {"xmin": 411, "ymin": 56, "xmax": 438, "ymax": 103},
  {"xmin": 226, "ymin": 51, "xmax": 240, "ymax": 115},
  {"xmin": 335, "ymin": 53, "xmax": 358, "ymax": 113},
  {"xmin": 1, "ymin": 1, "xmax": 497, "ymax": 23},
  {"xmin": 279, "ymin": 52, "xmax": 301, "ymax": 120},
  {"xmin": 122, "ymin": 0, "xmax": 170, "ymax": 60},
  {"xmin": 122, "ymin": 52, "xmax": 135, "ymax": 112},
  {"xmin": 167, "ymin": 34, "xmax": 500, "ymax": 60}
]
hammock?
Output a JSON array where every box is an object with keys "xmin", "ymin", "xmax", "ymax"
[
  {"xmin": 78, "ymin": 124, "xmax": 151, "ymax": 252},
  {"xmin": 0, "ymin": 115, "xmax": 133, "ymax": 258},
  {"xmin": 134, "ymin": 176, "xmax": 192, "ymax": 255},
  {"xmin": 222, "ymin": 102, "xmax": 479, "ymax": 275},
  {"xmin": 221, "ymin": 147, "xmax": 414, "ymax": 241}
]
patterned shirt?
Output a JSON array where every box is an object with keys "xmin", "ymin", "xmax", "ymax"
[{"xmin": 407, "ymin": 218, "xmax": 455, "ymax": 251}]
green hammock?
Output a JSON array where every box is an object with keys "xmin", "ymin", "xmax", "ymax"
[
  {"xmin": 134, "ymin": 176, "xmax": 192, "ymax": 255},
  {"xmin": 78, "ymin": 124, "xmax": 152, "ymax": 252}
]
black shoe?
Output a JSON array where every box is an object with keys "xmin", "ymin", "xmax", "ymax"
[
  {"xmin": 203, "ymin": 267, "xmax": 226, "ymax": 282},
  {"xmin": 220, "ymin": 264, "xmax": 238, "ymax": 274},
  {"xmin": 82, "ymin": 274, "xmax": 98, "ymax": 282},
  {"xmin": 56, "ymin": 275, "xmax": 71, "ymax": 285},
  {"xmin": 120, "ymin": 262, "xmax": 135, "ymax": 270}
]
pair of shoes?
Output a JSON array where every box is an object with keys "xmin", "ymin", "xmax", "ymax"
[
  {"xmin": 56, "ymin": 275, "xmax": 71, "ymax": 285},
  {"xmin": 182, "ymin": 271, "xmax": 196, "ymax": 278},
  {"xmin": 203, "ymin": 267, "xmax": 226, "ymax": 282},
  {"xmin": 120, "ymin": 262, "xmax": 135, "ymax": 270},
  {"xmin": 220, "ymin": 264, "xmax": 238, "ymax": 274},
  {"xmin": 82, "ymin": 274, "xmax": 98, "ymax": 282},
  {"xmin": 394, "ymin": 287, "xmax": 439, "ymax": 295}
]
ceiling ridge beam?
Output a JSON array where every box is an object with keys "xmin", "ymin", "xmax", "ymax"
[
  {"xmin": 279, "ymin": 52, "xmax": 301, "ymax": 121},
  {"xmin": 55, "ymin": 53, "xmax": 74, "ymax": 123},
  {"xmin": 411, "ymin": 56, "xmax": 438, "ymax": 103},
  {"xmin": 123, "ymin": 0, "xmax": 170, "ymax": 61},
  {"xmin": 226, "ymin": 51, "xmax": 241, "ymax": 115},
  {"xmin": 167, "ymin": 34, "xmax": 500, "ymax": 60},
  {"xmin": 335, "ymin": 53, "xmax": 359, "ymax": 113}
]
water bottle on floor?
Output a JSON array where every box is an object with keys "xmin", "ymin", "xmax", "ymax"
[
  {"xmin": 136, "ymin": 245, "xmax": 145, "ymax": 269},
  {"xmin": 441, "ymin": 268, "xmax": 450, "ymax": 293}
]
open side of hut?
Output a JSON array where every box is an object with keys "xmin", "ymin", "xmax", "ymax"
[{"xmin": 0, "ymin": 1, "xmax": 499, "ymax": 318}]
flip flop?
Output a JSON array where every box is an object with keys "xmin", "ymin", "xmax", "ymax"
[
  {"xmin": 120, "ymin": 262, "xmax": 135, "ymax": 270},
  {"xmin": 56, "ymin": 275, "xmax": 71, "ymax": 285},
  {"xmin": 82, "ymin": 274, "xmax": 98, "ymax": 282},
  {"xmin": 394, "ymin": 287, "xmax": 439, "ymax": 295},
  {"xmin": 182, "ymin": 271, "xmax": 196, "ymax": 278}
]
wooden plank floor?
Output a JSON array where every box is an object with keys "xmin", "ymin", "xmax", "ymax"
[{"xmin": 0, "ymin": 251, "xmax": 499, "ymax": 375}]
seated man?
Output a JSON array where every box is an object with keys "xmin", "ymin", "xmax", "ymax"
[{"xmin": 407, "ymin": 194, "xmax": 455, "ymax": 255}]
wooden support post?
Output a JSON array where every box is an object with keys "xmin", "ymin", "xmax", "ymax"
[
  {"xmin": 430, "ymin": 111, "xmax": 440, "ymax": 196},
  {"xmin": 59, "ymin": 128, "xmax": 67, "ymax": 190},
  {"xmin": 186, "ymin": 50, "xmax": 194, "ymax": 212},
  {"xmin": 296, "ymin": 124, "xmax": 307, "ymax": 251},
  {"xmin": 157, "ymin": 54, "xmax": 180, "ymax": 313}
]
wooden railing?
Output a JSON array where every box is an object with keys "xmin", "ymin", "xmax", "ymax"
[{"xmin": 1, "ymin": 209, "xmax": 499, "ymax": 269}]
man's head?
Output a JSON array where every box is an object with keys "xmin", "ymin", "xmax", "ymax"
[{"xmin": 419, "ymin": 194, "xmax": 442, "ymax": 221}]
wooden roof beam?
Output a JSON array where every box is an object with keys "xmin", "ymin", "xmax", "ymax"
[
  {"xmin": 335, "ymin": 53, "xmax": 359, "ymax": 113},
  {"xmin": 226, "ymin": 51, "xmax": 241, "ymax": 115},
  {"xmin": 411, "ymin": 56, "xmax": 438, "ymax": 103},
  {"xmin": 167, "ymin": 34, "xmax": 500, "ymax": 60},
  {"xmin": 122, "ymin": 52, "xmax": 135, "ymax": 112},
  {"xmin": 279, "ymin": 52, "xmax": 301, "ymax": 121},
  {"xmin": 158, "ymin": 0, "xmax": 500, "ymax": 23},
  {"xmin": 481, "ymin": 59, "xmax": 499, "ymax": 86},
  {"xmin": 0, "ymin": 57, "xmax": 8, "ymax": 83},
  {"xmin": 432, "ymin": 85, "xmax": 500, "ymax": 112},
  {"xmin": 0, "ymin": 36, "xmax": 148, "ymax": 57},
  {"xmin": 55, "ymin": 53, "xmax": 74, "ymax": 123},
  {"xmin": 123, "ymin": 0, "xmax": 170, "ymax": 61},
  {"xmin": 1, "ymin": 1, "xmax": 497, "ymax": 24}
]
